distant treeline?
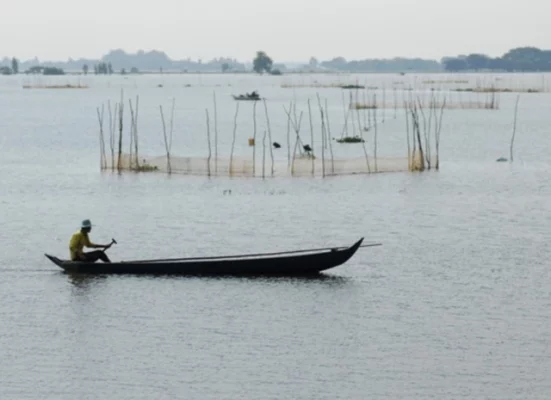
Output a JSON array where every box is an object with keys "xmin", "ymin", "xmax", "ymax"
[
  {"xmin": 317, "ymin": 57, "xmax": 441, "ymax": 73},
  {"xmin": 4, "ymin": 46, "xmax": 551, "ymax": 74},
  {"xmin": 2, "ymin": 50, "xmax": 441, "ymax": 73},
  {"xmin": 0, "ymin": 62, "xmax": 64, "ymax": 75},
  {"xmin": 442, "ymin": 47, "xmax": 551, "ymax": 72},
  {"xmin": 1, "ymin": 50, "xmax": 247, "ymax": 74}
]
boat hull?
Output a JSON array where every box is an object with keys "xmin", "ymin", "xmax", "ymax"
[{"xmin": 44, "ymin": 238, "xmax": 363, "ymax": 276}]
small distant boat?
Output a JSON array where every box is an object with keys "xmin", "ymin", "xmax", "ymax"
[
  {"xmin": 44, "ymin": 238, "xmax": 377, "ymax": 276},
  {"xmin": 232, "ymin": 91, "xmax": 262, "ymax": 101}
]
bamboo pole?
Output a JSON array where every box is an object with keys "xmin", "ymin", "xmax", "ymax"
[
  {"xmin": 435, "ymin": 97, "xmax": 445, "ymax": 170},
  {"xmin": 426, "ymin": 92, "xmax": 434, "ymax": 168},
  {"xmin": 307, "ymin": 99, "xmax": 315, "ymax": 176},
  {"xmin": 112, "ymin": 102, "xmax": 117, "ymax": 170},
  {"xmin": 366, "ymin": 89, "xmax": 377, "ymax": 132},
  {"xmin": 285, "ymin": 101, "xmax": 292, "ymax": 167},
  {"xmin": 405, "ymin": 102, "xmax": 411, "ymax": 170},
  {"xmin": 284, "ymin": 102, "xmax": 305, "ymax": 153},
  {"xmin": 350, "ymin": 92, "xmax": 357, "ymax": 138},
  {"xmin": 411, "ymin": 103, "xmax": 418, "ymax": 167},
  {"xmin": 262, "ymin": 130, "xmax": 266, "ymax": 179},
  {"xmin": 416, "ymin": 96, "xmax": 430, "ymax": 169},
  {"xmin": 290, "ymin": 109, "xmax": 304, "ymax": 176},
  {"xmin": 408, "ymin": 100, "xmax": 415, "ymax": 168},
  {"xmin": 96, "ymin": 104, "xmax": 106, "ymax": 169},
  {"xmin": 133, "ymin": 95, "xmax": 140, "ymax": 168},
  {"xmin": 100, "ymin": 104, "xmax": 106, "ymax": 169},
  {"xmin": 321, "ymin": 109, "xmax": 326, "ymax": 177},
  {"xmin": 430, "ymin": 92, "xmax": 436, "ymax": 165},
  {"xmin": 412, "ymin": 104, "xmax": 425, "ymax": 171},
  {"xmin": 316, "ymin": 95, "xmax": 326, "ymax": 178},
  {"xmin": 373, "ymin": 94, "xmax": 378, "ymax": 172},
  {"xmin": 355, "ymin": 93, "xmax": 363, "ymax": 137},
  {"xmin": 205, "ymin": 109, "xmax": 211, "ymax": 177},
  {"xmin": 252, "ymin": 101, "xmax": 257, "ymax": 177},
  {"xmin": 324, "ymin": 98, "xmax": 335, "ymax": 174},
  {"xmin": 117, "ymin": 93, "xmax": 124, "ymax": 172},
  {"xmin": 360, "ymin": 101, "xmax": 371, "ymax": 173},
  {"xmin": 263, "ymin": 99, "xmax": 275, "ymax": 177},
  {"xmin": 169, "ymin": 98, "xmax": 175, "ymax": 172},
  {"xmin": 213, "ymin": 91, "xmax": 218, "ymax": 174},
  {"xmin": 355, "ymin": 87, "xmax": 361, "ymax": 132},
  {"xmin": 341, "ymin": 92, "xmax": 349, "ymax": 138},
  {"xmin": 108, "ymin": 101, "xmax": 116, "ymax": 170},
  {"xmin": 510, "ymin": 94, "xmax": 520, "ymax": 162},
  {"xmin": 293, "ymin": 102, "xmax": 304, "ymax": 155},
  {"xmin": 229, "ymin": 102, "xmax": 240, "ymax": 176},
  {"xmin": 128, "ymin": 99, "xmax": 135, "ymax": 169},
  {"xmin": 159, "ymin": 105, "xmax": 171, "ymax": 174}
]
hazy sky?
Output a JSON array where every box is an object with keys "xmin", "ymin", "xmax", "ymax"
[{"xmin": 2, "ymin": 0, "xmax": 550, "ymax": 62}]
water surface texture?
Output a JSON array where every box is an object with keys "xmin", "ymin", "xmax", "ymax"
[{"xmin": 1, "ymin": 73, "xmax": 551, "ymax": 399}]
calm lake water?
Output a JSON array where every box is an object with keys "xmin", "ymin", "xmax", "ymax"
[{"xmin": 1, "ymin": 72, "xmax": 551, "ymax": 399}]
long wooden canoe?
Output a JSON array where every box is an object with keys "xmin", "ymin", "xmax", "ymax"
[{"xmin": 44, "ymin": 238, "xmax": 369, "ymax": 276}]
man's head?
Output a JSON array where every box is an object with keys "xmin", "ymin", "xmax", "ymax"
[{"xmin": 81, "ymin": 219, "xmax": 92, "ymax": 233}]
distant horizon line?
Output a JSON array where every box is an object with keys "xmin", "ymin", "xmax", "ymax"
[
  {"xmin": 3, "ymin": 45, "xmax": 550, "ymax": 74},
  {"xmin": 0, "ymin": 47, "xmax": 498, "ymax": 64},
  {"xmin": 2, "ymin": 44, "xmax": 549, "ymax": 66},
  {"xmin": 1, "ymin": 53, "xmax": 442, "ymax": 65}
]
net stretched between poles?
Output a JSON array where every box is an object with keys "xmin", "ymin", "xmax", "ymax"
[{"xmin": 104, "ymin": 153, "xmax": 428, "ymax": 177}]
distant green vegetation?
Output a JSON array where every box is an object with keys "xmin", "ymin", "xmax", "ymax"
[
  {"xmin": 43, "ymin": 67, "xmax": 65, "ymax": 75},
  {"xmin": 319, "ymin": 57, "xmax": 441, "ymax": 73},
  {"xmin": 94, "ymin": 62, "xmax": 113, "ymax": 75},
  {"xmin": 12, "ymin": 58, "xmax": 18, "ymax": 74},
  {"xmin": 253, "ymin": 51, "xmax": 273, "ymax": 74},
  {"xmin": 252, "ymin": 51, "xmax": 282, "ymax": 75},
  {"xmin": 0, "ymin": 60, "xmax": 67, "ymax": 76},
  {"xmin": 0, "ymin": 58, "xmax": 19, "ymax": 75},
  {"xmin": 23, "ymin": 66, "xmax": 65, "ymax": 75},
  {"xmin": 443, "ymin": 47, "xmax": 551, "ymax": 72},
  {"xmin": 336, "ymin": 136, "xmax": 365, "ymax": 143}
]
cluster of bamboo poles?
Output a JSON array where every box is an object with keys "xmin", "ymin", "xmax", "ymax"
[
  {"xmin": 351, "ymin": 89, "xmax": 499, "ymax": 110},
  {"xmin": 97, "ymin": 90, "xmax": 137, "ymax": 172},
  {"xmin": 405, "ymin": 94, "xmax": 446, "ymax": 171},
  {"xmin": 95, "ymin": 89, "xmax": 446, "ymax": 178},
  {"xmin": 204, "ymin": 93, "xmax": 342, "ymax": 178},
  {"xmin": 341, "ymin": 90, "xmax": 389, "ymax": 134},
  {"xmin": 286, "ymin": 95, "xmax": 336, "ymax": 176},
  {"xmin": 97, "ymin": 90, "xmax": 175, "ymax": 173},
  {"xmin": 334, "ymin": 91, "xmax": 383, "ymax": 172},
  {"xmin": 159, "ymin": 98, "xmax": 175, "ymax": 173},
  {"xmin": 285, "ymin": 84, "xmax": 498, "ymax": 112},
  {"xmin": 205, "ymin": 93, "xmax": 263, "ymax": 177}
]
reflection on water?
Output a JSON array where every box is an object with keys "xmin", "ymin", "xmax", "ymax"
[
  {"xmin": 64, "ymin": 270, "xmax": 351, "ymax": 288},
  {"xmin": 232, "ymin": 273, "xmax": 353, "ymax": 286},
  {"xmin": 66, "ymin": 272, "xmax": 108, "ymax": 289}
]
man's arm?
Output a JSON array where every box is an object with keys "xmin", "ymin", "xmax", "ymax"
[{"xmin": 84, "ymin": 235, "xmax": 109, "ymax": 249}]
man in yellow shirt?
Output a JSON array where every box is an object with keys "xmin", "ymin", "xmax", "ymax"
[{"xmin": 69, "ymin": 219, "xmax": 112, "ymax": 262}]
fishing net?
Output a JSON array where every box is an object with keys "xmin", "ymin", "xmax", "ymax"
[{"xmin": 103, "ymin": 152, "xmax": 429, "ymax": 177}]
